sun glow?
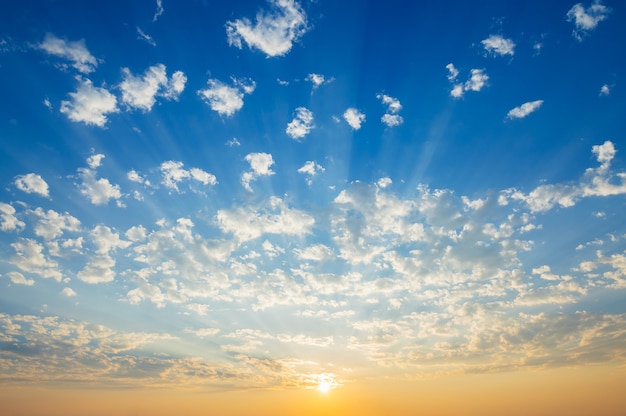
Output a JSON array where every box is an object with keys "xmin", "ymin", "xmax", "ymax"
[{"xmin": 313, "ymin": 373, "xmax": 340, "ymax": 394}]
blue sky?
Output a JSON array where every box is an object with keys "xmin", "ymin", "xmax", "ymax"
[{"xmin": 1, "ymin": 0, "xmax": 626, "ymax": 392}]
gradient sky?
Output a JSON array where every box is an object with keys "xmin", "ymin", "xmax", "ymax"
[{"xmin": 1, "ymin": 1, "xmax": 626, "ymax": 415}]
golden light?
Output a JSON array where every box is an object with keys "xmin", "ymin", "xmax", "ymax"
[
  {"xmin": 316, "ymin": 380, "xmax": 332, "ymax": 394},
  {"xmin": 312, "ymin": 373, "xmax": 340, "ymax": 394}
]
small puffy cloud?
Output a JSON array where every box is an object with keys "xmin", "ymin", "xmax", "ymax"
[
  {"xmin": 198, "ymin": 77, "xmax": 255, "ymax": 117},
  {"xmin": 448, "ymin": 66, "xmax": 489, "ymax": 99},
  {"xmin": 592, "ymin": 140, "xmax": 615, "ymax": 168},
  {"xmin": 507, "ymin": 100, "xmax": 544, "ymax": 119},
  {"xmin": 306, "ymin": 73, "xmax": 333, "ymax": 90},
  {"xmin": 0, "ymin": 203, "xmax": 25, "ymax": 232},
  {"xmin": 226, "ymin": 0, "xmax": 308, "ymax": 57},
  {"xmin": 120, "ymin": 64, "xmax": 186, "ymax": 111},
  {"xmin": 286, "ymin": 107, "xmax": 314, "ymax": 140},
  {"xmin": 242, "ymin": 153, "xmax": 275, "ymax": 191},
  {"xmin": 60, "ymin": 287, "xmax": 77, "ymax": 297},
  {"xmin": 14, "ymin": 173, "xmax": 49, "ymax": 197},
  {"xmin": 60, "ymin": 79, "xmax": 118, "ymax": 127},
  {"xmin": 377, "ymin": 94, "xmax": 404, "ymax": 127},
  {"xmin": 481, "ymin": 34, "xmax": 515, "ymax": 56},
  {"xmin": 298, "ymin": 161, "xmax": 325, "ymax": 185},
  {"xmin": 566, "ymin": 1, "xmax": 611, "ymax": 41},
  {"xmin": 343, "ymin": 108, "xmax": 366, "ymax": 130},
  {"xmin": 38, "ymin": 33, "xmax": 98, "ymax": 73},
  {"xmin": 160, "ymin": 161, "xmax": 217, "ymax": 191},
  {"xmin": 6, "ymin": 271, "xmax": 34, "ymax": 286},
  {"xmin": 226, "ymin": 138, "xmax": 241, "ymax": 147},
  {"xmin": 599, "ymin": 84, "xmax": 610, "ymax": 96},
  {"xmin": 30, "ymin": 208, "xmax": 81, "ymax": 240},
  {"xmin": 445, "ymin": 63, "xmax": 459, "ymax": 81},
  {"xmin": 381, "ymin": 114, "xmax": 403, "ymax": 127},
  {"xmin": 377, "ymin": 177, "xmax": 392, "ymax": 188},
  {"xmin": 77, "ymin": 154, "xmax": 122, "ymax": 206},
  {"xmin": 77, "ymin": 254, "xmax": 116, "ymax": 284}
]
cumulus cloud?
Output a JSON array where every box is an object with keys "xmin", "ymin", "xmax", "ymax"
[
  {"xmin": 242, "ymin": 153, "xmax": 275, "ymax": 191},
  {"xmin": 343, "ymin": 108, "xmax": 366, "ymax": 130},
  {"xmin": 377, "ymin": 93, "xmax": 404, "ymax": 127},
  {"xmin": 76, "ymin": 154, "xmax": 123, "ymax": 206},
  {"xmin": 0, "ymin": 203, "xmax": 25, "ymax": 232},
  {"xmin": 6, "ymin": 271, "xmax": 34, "ymax": 286},
  {"xmin": 306, "ymin": 73, "xmax": 333, "ymax": 90},
  {"xmin": 14, "ymin": 173, "xmax": 49, "ymax": 197},
  {"xmin": 506, "ymin": 100, "xmax": 544, "ymax": 119},
  {"xmin": 198, "ymin": 77, "xmax": 255, "ymax": 116},
  {"xmin": 60, "ymin": 79, "xmax": 118, "ymax": 127},
  {"xmin": 481, "ymin": 34, "xmax": 515, "ymax": 56},
  {"xmin": 599, "ymin": 84, "xmax": 610, "ymax": 96},
  {"xmin": 298, "ymin": 161, "xmax": 325, "ymax": 185},
  {"xmin": 566, "ymin": 1, "xmax": 611, "ymax": 41},
  {"xmin": 160, "ymin": 161, "xmax": 217, "ymax": 191},
  {"xmin": 286, "ymin": 107, "xmax": 314, "ymax": 139},
  {"xmin": 226, "ymin": 0, "xmax": 308, "ymax": 57},
  {"xmin": 60, "ymin": 287, "xmax": 77, "ymax": 297},
  {"xmin": 38, "ymin": 33, "xmax": 98, "ymax": 73},
  {"xmin": 120, "ymin": 64, "xmax": 186, "ymax": 111},
  {"xmin": 30, "ymin": 208, "xmax": 81, "ymax": 240},
  {"xmin": 447, "ymin": 66, "xmax": 489, "ymax": 99}
]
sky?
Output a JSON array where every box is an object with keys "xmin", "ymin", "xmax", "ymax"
[{"xmin": 1, "ymin": 0, "xmax": 626, "ymax": 414}]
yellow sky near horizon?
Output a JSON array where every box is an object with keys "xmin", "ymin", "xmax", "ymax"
[{"xmin": 2, "ymin": 364, "xmax": 625, "ymax": 416}]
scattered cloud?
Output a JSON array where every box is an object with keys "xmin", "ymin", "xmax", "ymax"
[
  {"xmin": 136, "ymin": 27, "xmax": 156, "ymax": 47},
  {"xmin": 153, "ymin": 0, "xmax": 164, "ymax": 22},
  {"xmin": 14, "ymin": 173, "xmax": 49, "ymax": 197},
  {"xmin": 506, "ymin": 100, "xmax": 544, "ymax": 119},
  {"xmin": 38, "ymin": 33, "xmax": 98, "ymax": 73},
  {"xmin": 567, "ymin": 1, "xmax": 611, "ymax": 41},
  {"xmin": 343, "ymin": 108, "xmax": 366, "ymax": 130},
  {"xmin": 60, "ymin": 79, "xmax": 118, "ymax": 127},
  {"xmin": 160, "ymin": 161, "xmax": 217, "ymax": 191},
  {"xmin": 599, "ymin": 84, "xmax": 610, "ymax": 96},
  {"xmin": 198, "ymin": 77, "xmax": 255, "ymax": 116},
  {"xmin": 481, "ymin": 34, "xmax": 515, "ymax": 56},
  {"xmin": 242, "ymin": 152, "xmax": 275, "ymax": 191},
  {"xmin": 377, "ymin": 93, "xmax": 403, "ymax": 127},
  {"xmin": 120, "ymin": 64, "xmax": 186, "ymax": 112},
  {"xmin": 226, "ymin": 138, "xmax": 241, "ymax": 147},
  {"xmin": 0, "ymin": 203, "xmax": 25, "ymax": 232},
  {"xmin": 306, "ymin": 73, "xmax": 333, "ymax": 90},
  {"xmin": 226, "ymin": 0, "xmax": 308, "ymax": 57},
  {"xmin": 5, "ymin": 271, "xmax": 34, "ymax": 286},
  {"xmin": 286, "ymin": 107, "xmax": 314, "ymax": 139},
  {"xmin": 447, "ymin": 66, "xmax": 489, "ymax": 99},
  {"xmin": 76, "ymin": 154, "xmax": 123, "ymax": 206},
  {"xmin": 298, "ymin": 161, "xmax": 325, "ymax": 185},
  {"xmin": 60, "ymin": 287, "xmax": 77, "ymax": 297}
]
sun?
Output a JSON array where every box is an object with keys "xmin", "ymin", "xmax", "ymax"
[{"xmin": 316, "ymin": 380, "xmax": 332, "ymax": 394}]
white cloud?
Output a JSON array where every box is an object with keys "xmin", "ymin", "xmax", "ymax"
[
  {"xmin": 465, "ymin": 68, "xmax": 489, "ymax": 92},
  {"xmin": 226, "ymin": 138, "xmax": 241, "ymax": 147},
  {"xmin": 60, "ymin": 287, "xmax": 77, "ymax": 297},
  {"xmin": 216, "ymin": 197, "xmax": 314, "ymax": 242},
  {"xmin": 91, "ymin": 225, "xmax": 131, "ymax": 255},
  {"xmin": 120, "ymin": 64, "xmax": 186, "ymax": 111},
  {"xmin": 343, "ymin": 108, "xmax": 366, "ymax": 130},
  {"xmin": 445, "ymin": 63, "xmax": 459, "ymax": 81},
  {"xmin": 77, "ymin": 254, "xmax": 116, "ymax": 284},
  {"xmin": 136, "ymin": 27, "xmax": 156, "ymax": 47},
  {"xmin": 377, "ymin": 94, "xmax": 404, "ymax": 127},
  {"xmin": 0, "ymin": 203, "xmax": 25, "ymax": 232},
  {"xmin": 10, "ymin": 238, "xmax": 63, "ymax": 282},
  {"xmin": 198, "ymin": 77, "xmax": 255, "ymax": 117},
  {"xmin": 481, "ymin": 34, "xmax": 515, "ymax": 56},
  {"xmin": 77, "ymin": 155, "xmax": 123, "ymax": 206},
  {"xmin": 14, "ymin": 173, "xmax": 49, "ymax": 197},
  {"xmin": 160, "ymin": 161, "xmax": 217, "ymax": 191},
  {"xmin": 60, "ymin": 79, "xmax": 118, "ymax": 127},
  {"xmin": 599, "ymin": 84, "xmax": 610, "ymax": 96},
  {"xmin": 381, "ymin": 114, "xmax": 404, "ymax": 127},
  {"xmin": 30, "ymin": 208, "xmax": 81, "ymax": 240},
  {"xmin": 506, "ymin": 100, "xmax": 544, "ymax": 119},
  {"xmin": 567, "ymin": 1, "xmax": 611, "ymax": 41},
  {"xmin": 226, "ymin": 0, "xmax": 308, "ymax": 57},
  {"xmin": 38, "ymin": 33, "xmax": 98, "ymax": 73},
  {"xmin": 286, "ymin": 107, "xmax": 314, "ymax": 139},
  {"xmin": 242, "ymin": 153, "xmax": 275, "ymax": 191},
  {"xmin": 6, "ymin": 271, "xmax": 34, "ymax": 286},
  {"xmin": 447, "ymin": 66, "xmax": 489, "ymax": 98},
  {"xmin": 153, "ymin": 0, "xmax": 164, "ymax": 22},
  {"xmin": 298, "ymin": 161, "xmax": 325, "ymax": 185}
]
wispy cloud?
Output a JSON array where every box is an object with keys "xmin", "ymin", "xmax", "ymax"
[
  {"xmin": 153, "ymin": 0, "xmax": 164, "ymax": 22},
  {"xmin": 226, "ymin": 0, "xmax": 308, "ymax": 57},
  {"xmin": 38, "ymin": 33, "xmax": 99, "ymax": 73},
  {"xmin": 136, "ymin": 27, "xmax": 156, "ymax": 47}
]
